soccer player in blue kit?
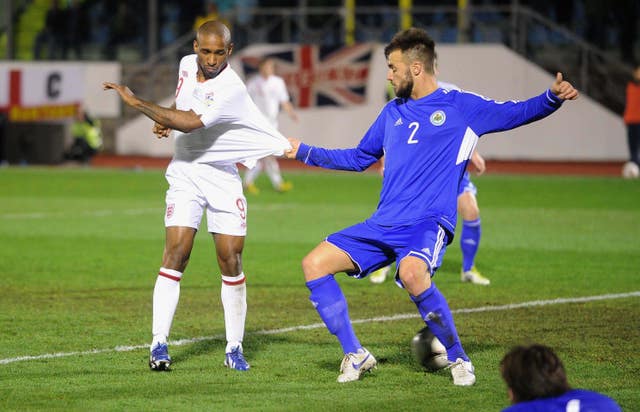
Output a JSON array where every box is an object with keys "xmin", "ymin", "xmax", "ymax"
[
  {"xmin": 500, "ymin": 344, "xmax": 621, "ymax": 411},
  {"xmin": 284, "ymin": 27, "xmax": 578, "ymax": 385}
]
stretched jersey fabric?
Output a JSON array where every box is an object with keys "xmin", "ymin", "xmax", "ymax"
[
  {"xmin": 246, "ymin": 74, "xmax": 290, "ymax": 128},
  {"xmin": 502, "ymin": 389, "xmax": 622, "ymax": 412},
  {"xmin": 172, "ymin": 55, "xmax": 290, "ymax": 169},
  {"xmin": 296, "ymin": 87, "xmax": 563, "ymax": 236}
]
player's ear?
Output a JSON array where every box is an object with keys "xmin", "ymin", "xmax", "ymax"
[
  {"xmin": 411, "ymin": 62, "xmax": 421, "ymax": 76},
  {"xmin": 227, "ymin": 42, "xmax": 235, "ymax": 57},
  {"xmin": 193, "ymin": 39, "xmax": 199, "ymax": 54}
]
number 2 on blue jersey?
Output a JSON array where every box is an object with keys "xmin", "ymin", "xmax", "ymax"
[{"xmin": 407, "ymin": 122, "xmax": 420, "ymax": 144}]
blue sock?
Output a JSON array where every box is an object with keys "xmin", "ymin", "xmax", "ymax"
[
  {"xmin": 306, "ymin": 275, "xmax": 361, "ymax": 354},
  {"xmin": 460, "ymin": 218, "xmax": 481, "ymax": 272},
  {"xmin": 411, "ymin": 284, "xmax": 468, "ymax": 362}
]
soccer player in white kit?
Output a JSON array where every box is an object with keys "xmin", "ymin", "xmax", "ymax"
[
  {"xmin": 103, "ymin": 21, "xmax": 290, "ymax": 372},
  {"xmin": 243, "ymin": 57, "xmax": 298, "ymax": 194}
]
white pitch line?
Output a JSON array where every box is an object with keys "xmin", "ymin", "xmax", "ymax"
[
  {"xmin": 1, "ymin": 208, "xmax": 161, "ymax": 220},
  {"xmin": 1, "ymin": 291, "xmax": 638, "ymax": 366}
]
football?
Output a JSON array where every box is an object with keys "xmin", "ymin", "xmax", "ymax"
[
  {"xmin": 622, "ymin": 161, "xmax": 640, "ymax": 179},
  {"xmin": 411, "ymin": 326, "xmax": 449, "ymax": 371}
]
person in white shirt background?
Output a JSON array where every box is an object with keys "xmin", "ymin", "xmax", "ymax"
[{"xmin": 243, "ymin": 57, "xmax": 298, "ymax": 194}]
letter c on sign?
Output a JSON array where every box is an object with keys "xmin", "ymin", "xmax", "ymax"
[{"xmin": 47, "ymin": 72, "xmax": 62, "ymax": 99}]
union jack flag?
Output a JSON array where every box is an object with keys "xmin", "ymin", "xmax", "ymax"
[{"xmin": 241, "ymin": 43, "xmax": 374, "ymax": 108}]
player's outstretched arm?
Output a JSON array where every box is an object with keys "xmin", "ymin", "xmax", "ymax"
[
  {"xmin": 550, "ymin": 73, "xmax": 579, "ymax": 101},
  {"xmin": 103, "ymin": 82, "xmax": 204, "ymax": 133}
]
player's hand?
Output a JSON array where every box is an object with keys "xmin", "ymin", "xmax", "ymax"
[
  {"xmin": 284, "ymin": 138, "xmax": 301, "ymax": 159},
  {"xmin": 470, "ymin": 151, "xmax": 486, "ymax": 175},
  {"xmin": 550, "ymin": 73, "xmax": 579, "ymax": 101},
  {"xmin": 103, "ymin": 82, "xmax": 139, "ymax": 107},
  {"xmin": 152, "ymin": 122, "xmax": 171, "ymax": 139}
]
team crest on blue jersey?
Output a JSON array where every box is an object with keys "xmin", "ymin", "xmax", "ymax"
[{"xmin": 430, "ymin": 110, "xmax": 446, "ymax": 126}]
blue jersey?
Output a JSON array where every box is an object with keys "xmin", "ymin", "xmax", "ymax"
[
  {"xmin": 502, "ymin": 389, "xmax": 622, "ymax": 412},
  {"xmin": 296, "ymin": 87, "xmax": 563, "ymax": 235}
]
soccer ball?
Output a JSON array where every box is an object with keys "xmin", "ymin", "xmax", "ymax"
[
  {"xmin": 622, "ymin": 161, "xmax": 640, "ymax": 179},
  {"xmin": 411, "ymin": 326, "xmax": 449, "ymax": 371}
]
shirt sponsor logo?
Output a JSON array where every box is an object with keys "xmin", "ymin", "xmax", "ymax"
[{"xmin": 394, "ymin": 118, "xmax": 403, "ymax": 126}]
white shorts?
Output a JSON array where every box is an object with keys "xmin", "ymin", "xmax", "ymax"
[{"xmin": 164, "ymin": 160, "xmax": 247, "ymax": 236}]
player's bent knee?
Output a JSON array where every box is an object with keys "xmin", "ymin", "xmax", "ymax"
[{"xmin": 301, "ymin": 253, "xmax": 327, "ymax": 280}]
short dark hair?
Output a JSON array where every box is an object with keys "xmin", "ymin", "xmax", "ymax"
[
  {"xmin": 384, "ymin": 28, "xmax": 436, "ymax": 74},
  {"xmin": 197, "ymin": 20, "xmax": 232, "ymax": 46},
  {"xmin": 500, "ymin": 344, "xmax": 571, "ymax": 403}
]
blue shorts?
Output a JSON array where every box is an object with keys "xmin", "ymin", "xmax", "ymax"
[
  {"xmin": 458, "ymin": 171, "xmax": 477, "ymax": 196},
  {"xmin": 326, "ymin": 219, "xmax": 450, "ymax": 284}
]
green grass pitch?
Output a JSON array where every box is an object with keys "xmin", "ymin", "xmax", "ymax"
[{"xmin": 0, "ymin": 167, "xmax": 638, "ymax": 411}]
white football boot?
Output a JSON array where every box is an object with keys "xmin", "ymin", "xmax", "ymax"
[
  {"xmin": 337, "ymin": 348, "xmax": 377, "ymax": 383},
  {"xmin": 448, "ymin": 358, "xmax": 476, "ymax": 386}
]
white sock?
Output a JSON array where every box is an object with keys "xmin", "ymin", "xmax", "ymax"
[
  {"xmin": 221, "ymin": 273, "xmax": 247, "ymax": 353},
  {"xmin": 151, "ymin": 267, "xmax": 182, "ymax": 348}
]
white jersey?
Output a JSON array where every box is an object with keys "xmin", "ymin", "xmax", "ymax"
[
  {"xmin": 246, "ymin": 74, "xmax": 290, "ymax": 128},
  {"xmin": 172, "ymin": 54, "xmax": 290, "ymax": 169}
]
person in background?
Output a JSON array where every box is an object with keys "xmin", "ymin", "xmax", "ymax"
[
  {"xmin": 623, "ymin": 64, "xmax": 640, "ymax": 173},
  {"xmin": 33, "ymin": 0, "xmax": 66, "ymax": 60},
  {"xmin": 244, "ymin": 57, "xmax": 298, "ymax": 194},
  {"xmin": 457, "ymin": 150, "xmax": 490, "ymax": 285},
  {"xmin": 64, "ymin": 107, "xmax": 103, "ymax": 164},
  {"xmin": 193, "ymin": 2, "xmax": 230, "ymax": 32},
  {"xmin": 0, "ymin": 112, "xmax": 7, "ymax": 167},
  {"xmin": 500, "ymin": 344, "xmax": 622, "ymax": 412}
]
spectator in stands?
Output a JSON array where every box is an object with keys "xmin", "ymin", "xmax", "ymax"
[
  {"xmin": 64, "ymin": 107, "xmax": 103, "ymax": 164},
  {"xmin": 193, "ymin": 2, "xmax": 230, "ymax": 32},
  {"xmin": 623, "ymin": 64, "xmax": 640, "ymax": 169},
  {"xmin": 500, "ymin": 344, "xmax": 622, "ymax": 411},
  {"xmin": 0, "ymin": 113, "xmax": 7, "ymax": 167},
  {"xmin": 33, "ymin": 0, "xmax": 67, "ymax": 60},
  {"xmin": 63, "ymin": 0, "xmax": 88, "ymax": 59},
  {"xmin": 103, "ymin": 2, "xmax": 137, "ymax": 60},
  {"xmin": 615, "ymin": 0, "xmax": 639, "ymax": 64}
]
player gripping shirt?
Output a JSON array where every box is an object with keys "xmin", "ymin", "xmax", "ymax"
[
  {"xmin": 295, "ymin": 87, "xmax": 564, "ymax": 278},
  {"xmin": 166, "ymin": 54, "xmax": 290, "ymax": 235},
  {"xmin": 173, "ymin": 54, "xmax": 289, "ymax": 167}
]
